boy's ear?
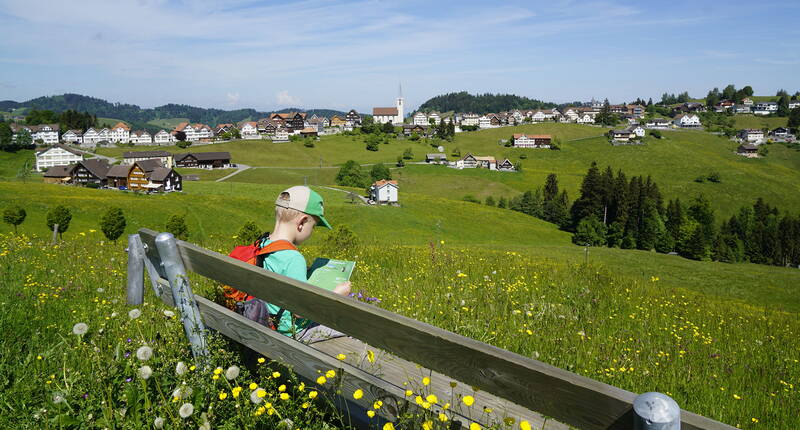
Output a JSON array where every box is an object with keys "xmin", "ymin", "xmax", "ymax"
[{"xmin": 297, "ymin": 214, "xmax": 310, "ymax": 231}]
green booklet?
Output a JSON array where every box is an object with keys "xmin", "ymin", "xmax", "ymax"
[{"xmin": 307, "ymin": 258, "xmax": 356, "ymax": 291}]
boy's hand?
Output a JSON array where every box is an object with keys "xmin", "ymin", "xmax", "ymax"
[{"xmin": 333, "ymin": 281, "xmax": 351, "ymax": 296}]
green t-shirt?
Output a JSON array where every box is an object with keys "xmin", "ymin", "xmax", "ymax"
[{"xmin": 259, "ymin": 239, "xmax": 311, "ymax": 337}]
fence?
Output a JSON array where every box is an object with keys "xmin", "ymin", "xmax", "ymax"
[{"xmin": 128, "ymin": 228, "xmax": 735, "ymax": 430}]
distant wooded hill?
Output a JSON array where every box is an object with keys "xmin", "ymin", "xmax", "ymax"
[
  {"xmin": 0, "ymin": 93, "xmax": 348, "ymax": 126},
  {"xmin": 417, "ymin": 91, "xmax": 557, "ymax": 115}
]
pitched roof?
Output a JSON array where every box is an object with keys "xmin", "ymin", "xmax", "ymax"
[
  {"xmin": 474, "ymin": 156, "xmax": 496, "ymax": 162},
  {"xmin": 123, "ymin": 150, "xmax": 171, "ymax": 158},
  {"xmin": 174, "ymin": 122, "xmax": 189, "ymax": 132},
  {"xmin": 149, "ymin": 167, "xmax": 176, "ymax": 182},
  {"xmin": 372, "ymin": 179, "xmax": 398, "ymax": 187},
  {"xmin": 192, "ymin": 152, "xmax": 231, "ymax": 161},
  {"xmin": 43, "ymin": 164, "xmax": 75, "ymax": 178},
  {"xmin": 78, "ymin": 159, "xmax": 111, "ymax": 178},
  {"xmin": 37, "ymin": 144, "xmax": 83, "ymax": 157},
  {"xmin": 426, "ymin": 153, "xmax": 446, "ymax": 158},
  {"xmin": 373, "ymin": 107, "xmax": 398, "ymax": 116},
  {"xmin": 135, "ymin": 159, "xmax": 164, "ymax": 173},
  {"xmin": 112, "ymin": 122, "xmax": 130, "ymax": 131},
  {"xmin": 739, "ymin": 143, "xmax": 759, "ymax": 151},
  {"xmin": 106, "ymin": 164, "xmax": 132, "ymax": 178}
]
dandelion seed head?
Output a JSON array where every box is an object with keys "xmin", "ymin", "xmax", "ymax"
[
  {"xmin": 136, "ymin": 346, "xmax": 153, "ymax": 361},
  {"xmin": 128, "ymin": 309, "xmax": 141, "ymax": 319},
  {"xmin": 176, "ymin": 361, "xmax": 188, "ymax": 376},
  {"xmin": 163, "ymin": 310, "xmax": 175, "ymax": 318},
  {"xmin": 72, "ymin": 322, "xmax": 88, "ymax": 336},
  {"xmin": 178, "ymin": 403, "xmax": 194, "ymax": 418},
  {"xmin": 153, "ymin": 417, "xmax": 165, "ymax": 429},
  {"xmin": 138, "ymin": 365, "xmax": 152, "ymax": 380},
  {"xmin": 225, "ymin": 366, "xmax": 240, "ymax": 380}
]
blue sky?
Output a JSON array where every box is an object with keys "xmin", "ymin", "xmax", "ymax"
[{"xmin": 0, "ymin": 0, "xmax": 798, "ymax": 112}]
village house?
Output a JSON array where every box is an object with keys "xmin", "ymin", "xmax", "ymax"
[
  {"xmin": 456, "ymin": 153, "xmax": 478, "ymax": 169},
  {"xmin": 130, "ymin": 130, "xmax": 153, "ymax": 145},
  {"xmin": 644, "ymin": 118, "xmax": 670, "ymax": 129},
  {"xmin": 673, "ymin": 102, "xmax": 706, "ymax": 114},
  {"xmin": 737, "ymin": 143, "xmax": 759, "ymax": 158},
  {"xmin": 460, "ymin": 113, "xmax": 480, "ymax": 126},
  {"xmin": 752, "ymin": 102, "xmax": 778, "ymax": 116},
  {"xmin": 497, "ymin": 158, "xmax": 515, "ymax": 171},
  {"xmin": 770, "ymin": 127, "xmax": 794, "ymax": 139},
  {"xmin": 175, "ymin": 122, "xmax": 214, "ymax": 141},
  {"xmin": 43, "ymin": 164, "xmax": 75, "ymax": 184},
  {"xmin": 402, "ymin": 124, "xmax": 428, "ymax": 137},
  {"xmin": 257, "ymin": 118, "xmax": 280, "ymax": 135},
  {"xmin": 330, "ymin": 115, "xmax": 346, "ymax": 128},
  {"xmin": 306, "ymin": 117, "xmax": 326, "ymax": 133},
  {"xmin": 742, "ymin": 97, "xmax": 754, "ymax": 106},
  {"xmin": 110, "ymin": 122, "xmax": 131, "ymax": 143},
  {"xmin": 80, "ymin": 127, "xmax": 100, "ymax": 147},
  {"xmin": 153, "ymin": 130, "xmax": 175, "ymax": 145},
  {"xmin": 240, "ymin": 121, "xmax": 259, "ymax": 139},
  {"xmin": 474, "ymin": 156, "xmax": 497, "ymax": 170},
  {"xmin": 610, "ymin": 129, "xmax": 637, "ymax": 143},
  {"xmin": 72, "ymin": 159, "xmax": 111, "ymax": 187},
  {"xmin": 106, "ymin": 159, "xmax": 182, "ymax": 192},
  {"xmin": 512, "ymin": 133, "xmax": 552, "ymax": 148},
  {"xmin": 628, "ymin": 125, "xmax": 646, "ymax": 137},
  {"xmin": 173, "ymin": 152, "xmax": 232, "ymax": 169},
  {"xmin": 789, "ymin": 100, "xmax": 800, "ymax": 110},
  {"xmin": 272, "ymin": 128, "xmax": 290, "ymax": 142},
  {"xmin": 561, "ymin": 108, "xmax": 580, "ymax": 122},
  {"xmin": 714, "ymin": 101, "xmax": 735, "ymax": 112},
  {"xmin": 530, "ymin": 110, "xmax": 547, "ymax": 122},
  {"xmin": 425, "ymin": 153, "xmax": 447, "ymax": 164},
  {"xmin": 11, "ymin": 124, "xmax": 60, "ymax": 145},
  {"xmin": 299, "ymin": 127, "xmax": 319, "ymax": 138},
  {"xmin": 673, "ymin": 114, "xmax": 701, "ymax": 128},
  {"xmin": 345, "ymin": 109, "xmax": 362, "ymax": 127},
  {"xmin": 35, "ymin": 144, "xmax": 83, "ymax": 172},
  {"xmin": 576, "ymin": 113, "xmax": 595, "ymax": 124},
  {"xmin": 369, "ymin": 179, "xmax": 399, "ymax": 205},
  {"xmin": 61, "ymin": 129, "xmax": 82, "ymax": 144},
  {"xmin": 412, "ymin": 112, "xmax": 429, "ymax": 126},
  {"xmin": 270, "ymin": 112, "xmax": 307, "ymax": 131},
  {"xmin": 123, "ymin": 150, "xmax": 174, "ymax": 168},
  {"xmin": 732, "ymin": 104, "xmax": 751, "ymax": 114},
  {"xmin": 738, "ymin": 129, "xmax": 764, "ymax": 142},
  {"xmin": 215, "ymin": 124, "xmax": 235, "ymax": 135}
]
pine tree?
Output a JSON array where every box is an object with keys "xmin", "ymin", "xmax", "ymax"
[
  {"xmin": 497, "ymin": 197, "xmax": 508, "ymax": 209},
  {"xmin": 569, "ymin": 162, "xmax": 603, "ymax": 228},
  {"xmin": 166, "ymin": 214, "xmax": 189, "ymax": 241},
  {"xmin": 665, "ymin": 199, "xmax": 685, "ymax": 244},
  {"xmin": 484, "ymin": 196, "xmax": 496, "ymax": 206},
  {"xmin": 572, "ymin": 215, "xmax": 607, "ymax": 246},
  {"xmin": 688, "ymin": 194, "xmax": 716, "ymax": 244},
  {"xmin": 543, "ymin": 173, "xmax": 559, "ymax": 202}
]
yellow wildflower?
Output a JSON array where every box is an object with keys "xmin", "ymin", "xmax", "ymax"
[
  {"xmin": 337, "ymin": 354, "xmax": 347, "ymax": 361},
  {"xmin": 232, "ymin": 387, "xmax": 242, "ymax": 398},
  {"xmin": 256, "ymin": 389, "xmax": 266, "ymax": 398},
  {"xmin": 316, "ymin": 376, "xmax": 327, "ymax": 385},
  {"xmin": 249, "ymin": 382, "xmax": 258, "ymax": 390},
  {"xmin": 383, "ymin": 423, "xmax": 395, "ymax": 430},
  {"xmin": 272, "ymin": 371, "xmax": 281, "ymax": 378},
  {"xmin": 302, "ymin": 402, "xmax": 310, "ymax": 409},
  {"xmin": 258, "ymin": 357, "xmax": 265, "ymax": 364},
  {"xmin": 438, "ymin": 413, "xmax": 448, "ymax": 422},
  {"xmin": 219, "ymin": 391, "xmax": 228, "ymax": 400},
  {"xmin": 422, "ymin": 420, "xmax": 433, "ymax": 430},
  {"xmin": 462, "ymin": 395, "xmax": 475, "ymax": 406},
  {"xmin": 520, "ymin": 420, "xmax": 531, "ymax": 430},
  {"xmin": 470, "ymin": 423, "xmax": 481, "ymax": 430},
  {"xmin": 326, "ymin": 369, "xmax": 336, "ymax": 378},
  {"xmin": 280, "ymin": 393, "xmax": 289, "ymax": 401},
  {"xmin": 422, "ymin": 376, "xmax": 430, "ymax": 386},
  {"xmin": 367, "ymin": 410, "xmax": 375, "ymax": 418},
  {"xmin": 278, "ymin": 384, "xmax": 286, "ymax": 392},
  {"xmin": 309, "ymin": 391, "xmax": 318, "ymax": 399},
  {"xmin": 426, "ymin": 394, "xmax": 438, "ymax": 404},
  {"xmin": 405, "ymin": 389, "xmax": 413, "ymax": 397},
  {"xmin": 353, "ymin": 389, "xmax": 363, "ymax": 400}
]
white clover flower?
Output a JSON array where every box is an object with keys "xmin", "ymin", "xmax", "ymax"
[
  {"xmin": 136, "ymin": 346, "xmax": 153, "ymax": 361},
  {"xmin": 163, "ymin": 310, "xmax": 175, "ymax": 318},
  {"xmin": 225, "ymin": 366, "xmax": 240, "ymax": 380},
  {"xmin": 72, "ymin": 323, "xmax": 88, "ymax": 336},
  {"xmin": 153, "ymin": 417, "xmax": 165, "ymax": 429},
  {"xmin": 179, "ymin": 403, "xmax": 194, "ymax": 419},
  {"xmin": 250, "ymin": 389, "xmax": 264, "ymax": 404},
  {"xmin": 52, "ymin": 393, "xmax": 65, "ymax": 404},
  {"xmin": 96, "ymin": 287, "xmax": 105, "ymax": 293},
  {"xmin": 175, "ymin": 361, "xmax": 188, "ymax": 376},
  {"xmin": 172, "ymin": 384, "xmax": 193, "ymax": 400},
  {"xmin": 138, "ymin": 366, "xmax": 152, "ymax": 380},
  {"xmin": 128, "ymin": 309, "xmax": 141, "ymax": 319}
]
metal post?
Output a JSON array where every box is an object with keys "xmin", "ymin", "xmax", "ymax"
[
  {"xmin": 126, "ymin": 234, "xmax": 145, "ymax": 305},
  {"xmin": 154, "ymin": 232, "xmax": 209, "ymax": 360},
  {"xmin": 633, "ymin": 392, "xmax": 680, "ymax": 430},
  {"xmin": 51, "ymin": 223, "xmax": 59, "ymax": 245}
]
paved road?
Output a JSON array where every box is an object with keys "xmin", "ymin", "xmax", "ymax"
[
  {"xmin": 73, "ymin": 148, "xmax": 119, "ymax": 164},
  {"xmin": 317, "ymin": 186, "xmax": 369, "ymax": 204},
  {"xmin": 215, "ymin": 164, "xmax": 251, "ymax": 182}
]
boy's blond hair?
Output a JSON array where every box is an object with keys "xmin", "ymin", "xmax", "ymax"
[{"xmin": 275, "ymin": 192, "xmax": 306, "ymax": 223}]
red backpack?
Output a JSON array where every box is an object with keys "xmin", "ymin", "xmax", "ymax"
[{"xmin": 223, "ymin": 234, "xmax": 297, "ymax": 330}]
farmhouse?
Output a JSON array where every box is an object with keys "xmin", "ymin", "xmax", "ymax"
[
  {"xmin": 174, "ymin": 152, "xmax": 232, "ymax": 169},
  {"xmin": 497, "ymin": 158, "xmax": 515, "ymax": 171},
  {"xmin": 770, "ymin": 127, "xmax": 794, "ymax": 139},
  {"xmin": 789, "ymin": 100, "xmax": 800, "ymax": 110},
  {"xmin": 456, "ymin": 153, "xmax": 478, "ymax": 169},
  {"xmin": 35, "ymin": 144, "xmax": 83, "ymax": 172},
  {"xmin": 732, "ymin": 104, "xmax": 751, "ymax": 114},
  {"xmin": 628, "ymin": 125, "xmax": 646, "ymax": 137},
  {"xmin": 272, "ymin": 129, "xmax": 289, "ymax": 142},
  {"xmin": 753, "ymin": 102, "xmax": 778, "ymax": 116},
  {"xmin": 72, "ymin": 159, "xmax": 111, "ymax": 187},
  {"xmin": 474, "ymin": 156, "xmax": 497, "ymax": 170},
  {"xmin": 270, "ymin": 112, "xmax": 306, "ymax": 130},
  {"xmin": 257, "ymin": 119, "xmax": 280, "ymax": 135},
  {"xmin": 43, "ymin": 165, "xmax": 75, "ymax": 184},
  {"xmin": 512, "ymin": 134, "xmax": 551, "ymax": 148},
  {"xmin": 738, "ymin": 129, "xmax": 764, "ymax": 142},
  {"xmin": 11, "ymin": 124, "xmax": 60, "ymax": 145},
  {"xmin": 175, "ymin": 122, "xmax": 214, "ymax": 141},
  {"xmin": 460, "ymin": 113, "xmax": 480, "ymax": 126},
  {"xmin": 369, "ymin": 179, "xmax": 399, "ymax": 204},
  {"xmin": 345, "ymin": 109, "xmax": 362, "ymax": 127},
  {"xmin": 412, "ymin": 112, "xmax": 429, "ymax": 126},
  {"xmin": 215, "ymin": 124, "xmax": 235, "ymax": 135},
  {"xmin": 330, "ymin": 115, "xmax": 346, "ymax": 128},
  {"xmin": 402, "ymin": 124, "xmax": 428, "ymax": 136},
  {"xmin": 81, "ymin": 128, "xmax": 101, "ymax": 147},
  {"xmin": 106, "ymin": 160, "xmax": 182, "ymax": 192},
  {"xmin": 123, "ymin": 150, "xmax": 174, "ymax": 168},
  {"xmin": 737, "ymin": 143, "xmax": 759, "ymax": 158},
  {"xmin": 610, "ymin": 129, "xmax": 637, "ymax": 143},
  {"xmin": 644, "ymin": 118, "xmax": 670, "ymax": 129},
  {"xmin": 576, "ymin": 113, "xmax": 595, "ymax": 124},
  {"xmin": 425, "ymin": 153, "xmax": 447, "ymax": 164},
  {"xmin": 673, "ymin": 114, "xmax": 701, "ymax": 128},
  {"xmin": 61, "ymin": 129, "xmax": 83, "ymax": 144},
  {"xmin": 299, "ymin": 127, "xmax": 319, "ymax": 138}
]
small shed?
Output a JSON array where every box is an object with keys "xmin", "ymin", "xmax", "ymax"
[{"xmin": 425, "ymin": 153, "xmax": 447, "ymax": 164}]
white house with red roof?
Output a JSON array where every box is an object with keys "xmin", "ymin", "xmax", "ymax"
[
  {"xmin": 369, "ymin": 179, "xmax": 399, "ymax": 204},
  {"xmin": 512, "ymin": 134, "xmax": 552, "ymax": 148},
  {"xmin": 372, "ymin": 94, "xmax": 404, "ymax": 125},
  {"xmin": 110, "ymin": 122, "xmax": 131, "ymax": 143},
  {"xmin": 240, "ymin": 121, "xmax": 259, "ymax": 139}
]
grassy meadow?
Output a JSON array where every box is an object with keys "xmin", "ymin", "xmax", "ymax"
[
  {"xmin": 733, "ymin": 115, "xmax": 787, "ymax": 130},
  {"xmin": 147, "ymin": 117, "xmax": 190, "ymax": 129}
]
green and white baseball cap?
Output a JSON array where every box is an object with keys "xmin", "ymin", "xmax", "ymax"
[{"xmin": 275, "ymin": 186, "xmax": 332, "ymax": 229}]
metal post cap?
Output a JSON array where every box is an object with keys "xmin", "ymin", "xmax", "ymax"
[{"xmin": 634, "ymin": 392, "xmax": 680, "ymax": 424}]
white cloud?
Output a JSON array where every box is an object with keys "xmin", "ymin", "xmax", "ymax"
[
  {"xmin": 276, "ymin": 90, "xmax": 301, "ymax": 107},
  {"xmin": 226, "ymin": 92, "xmax": 240, "ymax": 106}
]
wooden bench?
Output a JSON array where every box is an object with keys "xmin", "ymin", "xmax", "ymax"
[{"xmin": 131, "ymin": 229, "xmax": 735, "ymax": 430}]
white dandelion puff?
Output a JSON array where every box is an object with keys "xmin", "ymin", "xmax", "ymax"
[
  {"xmin": 172, "ymin": 385, "xmax": 193, "ymax": 400},
  {"xmin": 225, "ymin": 366, "xmax": 240, "ymax": 380},
  {"xmin": 136, "ymin": 346, "xmax": 153, "ymax": 361},
  {"xmin": 153, "ymin": 417, "xmax": 165, "ymax": 429},
  {"xmin": 52, "ymin": 393, "xmax": 65, "ymax": 404},
  {"xmin": 137, "ymin": 365, "xmax": 152, "ymax": 380},
  {"xmin": 250, "ymin": 389, "xmax": 264, "ymax": 404},
  {"xmin": 179, "ymin": 403, "xmax": 194, "ymax": 418},
  {"xmin": 175, "ymin": 361, "xmax": 188, "ymax": 376},
  {"xmin": 72, "ymin": 323, "xmax": 88, "ymax": 336},
  {"xmin": 198, "ymin": 421, "xmax": 211, "ymax": 430},
  {"xmin": 128, "ymin": 309, "xmax": 141, "ymax": 319},
  {"xmin": 96, "ymin": 287, "xmax": 105, "ymax": 293},
  {"xmin": 163, "ymin": 310, "xmax": 175, "ymax": 318},
  {"xmin": 110, "ymin": 312, "xmax": 118, "ymax": 318}
]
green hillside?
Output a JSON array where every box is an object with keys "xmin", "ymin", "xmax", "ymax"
[
  {"xmin": 733, "ymin": 115, "xmax": 787, "ymax": 130},
  {"xmin": 147, "ymin": 117, "xmax": 189, "ymax": 129}
]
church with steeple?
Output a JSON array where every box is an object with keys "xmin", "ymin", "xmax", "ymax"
[{"xmin": 372, "ymin": 84, "xmax": 404, "ymax": 125}]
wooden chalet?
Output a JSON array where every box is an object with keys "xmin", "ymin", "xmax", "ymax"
[
  {"xmin": 497, "ymin": 158, "xmax": 515, "ymax": 171},
  {"xmin": 737, "ymin": 143, "xmax": 759, "ymax": 158},
  {"xmin": 402, "ymin": 124, "xmax": 428, "ymax": 136},
  {"xmin": 299, "ymin": 127, "xmax": 319, "ymax": 138},
  {"xmin": 106, "ymin": 160, "xmax": 182, "ymax": 192},
  {"xmin": 425, "ymin": 153, "xmax": 447, "ymax": 164},
  {"xmin": 174, "ymin": 152, "xmax": 232, "ymax": 169},
  {"xmin": 270, "ymin": 112, "xmax": 306, "ymax": 130},
  {"xmin": 345, "ymin": 109, "xmax": 361, "ymax": 125},
  {"xmin": 330, "ymin": 115, "xmax": 346, "ymax": 127},
  {"xmin": 73, "ymin": 159, "xmax": 111, "ymax": 187},
  {"xmin": 43, "ymin": 165, "xmax": 76, "ymax": 184}
]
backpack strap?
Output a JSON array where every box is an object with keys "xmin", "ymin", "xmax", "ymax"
[{"xmin": 254, "ymin": 239, "xmax": 298, "ymax": 331}]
